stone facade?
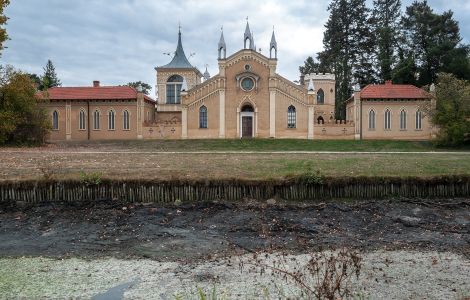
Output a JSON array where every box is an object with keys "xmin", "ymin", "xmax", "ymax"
[{"xmin": 43, "ymin": 23, "xmax": 435, "ymax": 141}]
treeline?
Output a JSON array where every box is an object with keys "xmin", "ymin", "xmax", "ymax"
[{"xmin": 300, "ymin": 0, "xmax": 470, "ymax": 118}]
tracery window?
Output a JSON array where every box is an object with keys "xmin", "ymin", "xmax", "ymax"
[
  {"xmin": 287, "ymin": 105, "xmax": 296, "ymax": 128},
  {"xmin": 317, "ymin": 89, "xmax": 325, "ymax": 104},
  {"xmin": 369, "ymin": 110, "xmax": 376, "ymax": 130},
  {"xmin": 384, "ymin": 109, "xmax": 391, "ymax": 130},
  {"xmin": 52, "ymin": 111, "xmax": 59, "ymax": 130},
  {"xmin": 199, "ymin": 106, "xmax": 207, "ymax": 128}
]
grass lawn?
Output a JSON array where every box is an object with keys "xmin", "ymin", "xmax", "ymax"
[
  {"xmin": 1, "ymin": 151, "xmax": 469, "ymax": 181},
  {"xmin": 45, "ymin": 139, "xmax": 470, "ymax": 152}
]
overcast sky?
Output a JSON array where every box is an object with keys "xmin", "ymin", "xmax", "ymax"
[{"xmin": 2, "ymin": 0, "xmax": 469, "ymax": 97}]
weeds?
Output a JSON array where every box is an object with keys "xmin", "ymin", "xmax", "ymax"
[
  {"xmin": 240, "ymin": 248, "xmax": 362, "ymax": 300},
  {"xmin": 79, "ymin": 171, "xmax": 102, "ymax": 186}
]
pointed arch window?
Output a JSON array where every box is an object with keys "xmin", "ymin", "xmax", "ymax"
[
  {"xmin": 317, "ymin": 89, "xmax": 325, "ymax": 104},
  {"xmin": 400, "ymin": 109, "xmax": 407, "ymax": 130},
  {"xmin": 93, "ymin": 110, "xmax": 100, "ymax": 130},
  {"xmin": 199, "ymin": 106, "xmax": 208, "ymax": 129},
  {"xmin": 108, "ymin": 110, "xmax": 115, "ymax": 130},
  {"xmin": 368, "ymin": 110, "xmax": 376, "ymax": 130},
  {"xmin": 79, "ymin": 109, "xmax": 86, "ymax": 130},
  {"xmin": 415, "ymin": 110, "xmax": 422, "ymax": 130},
  {"xmin": 123, "ymin": 110, "xmax": 130, "ymax": 130},
  {"xmin": 52, "ymin": 111, "xmax": 59, "ymax": 130},
  {"xmin": 287, "ymin": 105, "xmax": 296, "ymax": 128},
  {"xmin": 166, "ymin": 75, "xmax": 183, "ymax": 104},
  {"xmin": 384, "ymin": 109, "xmax": 391, "ymax": 130}
]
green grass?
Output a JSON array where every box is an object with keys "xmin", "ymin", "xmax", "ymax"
[{"xmin": 52, "ymin": 139, "xmax": 470, "ymax": 152}]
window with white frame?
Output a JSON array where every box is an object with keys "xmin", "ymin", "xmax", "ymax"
[
  {"xmin": 108, "ymin": 110, "xmax": 115, "ymax": 130},
  {"xmin": 123, "ymin": 110, "xmax": 130, "ymax": 130},
  {"xmin": 415, "ymin": 110, "xmax": 422, "ymax": 130},
  {"xmin": 384, "ymin": 109, "xmax": 391, "ymax": 130},
  {"xmin": 93, "ymin": 110, "xmax": 100, "ymax": 130},
  {"xmin": 79, "ymin": 109, "xmax": 86, "ymax": 130},
  {"xmin": 317, "ymin": 89, "xmax": 325, "ymax": 104},
  {"xmin": 166, "ymin": 75, "xmax": 183, "ymax": 104},
  {"xmin": 52, "ymin": 111, "xmax": 59, "ymax": 130},
  {"xmin": 287, "ymin": 105, "xmax": 296, "ymax": 128},
  {"xmin": 369, "ymin": 110, "xmax": 376, "ymax": 130},
  {"xmin": 199, "ymin": 105, "xmax": 207, "ymax": 128},
  {"xmin": 400, "ymin": 109, "xmax": 407, "ymax": 130}
]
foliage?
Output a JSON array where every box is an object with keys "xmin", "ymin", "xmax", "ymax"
[
  {"xmin": 41, "ymin": 60, "xmax": 61, "ymax": 90},
  {"xmin": 0, "ymin": 65, "xmax": 50, "ymax": 145},
  {"xmin": 318, "ymin": 0, "xmax": 375, "ymax": 119},
  {"xmin": 299, "ymin": 56, "xmax": 330, "ymax": 75},
  {"xmin": 127, "ymin": 81, "xmax": 152, "ymax": 95},
  {"xmin": 27, "ymin": 73, "xmax": 42, "ymax": 89},
  {"xmin": 0, "ymin": 0, "xmax": 9, "ymax": 56},
  {"xmin": 401, "ymin": 1, "xmax": 470, "ymax": 86},
  {"xmin": 372, "ymin": 0, "xmax": 402, "ymax": 82},
  {"xmin": 79, "ymin": 171, "xmax": 103, "ymax": 186},
  {"xmin": 431, "ymin": 73, "xmax": 470, "ymax": 146}
]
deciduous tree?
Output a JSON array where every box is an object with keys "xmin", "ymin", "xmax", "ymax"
[
  {"xmin": 0, "ymin": 0, "xmax": 9, "ymax": 56},
  {"xmin": 431, "ymin": 73, "xmax": 470, "ymax": 146},
  {"xmin": 0, "ymin": 65, "xmax": 50, "ymax": 145}
]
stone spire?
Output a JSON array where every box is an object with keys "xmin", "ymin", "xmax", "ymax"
[
  {"xmin": 218, "ymin": 27, "xmax": 226, "ymax": 59},
  {"xmin": 244, "ymin": 19, "xmax": 253, "ymax": 49},
  {"xmin": 203, "ymin": 65, "xmax": 210, "ymax": 81},
  {"xmin": 270, "ymin": 28, "xmax": 277, "ymax": 59},
  {"xmin": 307, "ymin": 79, "xmax": 315, "ymax": 92}
]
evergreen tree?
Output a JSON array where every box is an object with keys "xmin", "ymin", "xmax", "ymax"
[
  {"xmin": 41, "ymin": 60, "xmax": 61, "ymax": 90},
  {"xmin": 401, "ymin": 1, "xmax": 468, "ymax": 85},
  {"xmin": 318, "ymin": 0, "xmax": 373, "ymax": 119},
  {"xmin": 372, "ymin": 0, "xmax": 402, "ymax": 82},
  {"xmin": 391, "ymin": 50, "xmax": 418, "ymax": 85},
  {"xmin": 126, "ymin": 81, "xmax": 152, "ymax": 95},
  {"xmin": 299, "ymin": 56, "xmax": 331, "ymax": 75},
  {"xmin": 0, "ymin": 0, "xmax": 9, "ymax": 56}
]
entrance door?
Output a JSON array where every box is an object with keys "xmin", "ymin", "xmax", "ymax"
[{"xmin": 242, "ymin": 116, "xmax": 253, "ymax": 138}]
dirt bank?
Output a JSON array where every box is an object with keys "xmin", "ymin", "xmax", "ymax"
[{"xmin": 0, "ymin": 199, "xmax": 468, "ymax": 260}]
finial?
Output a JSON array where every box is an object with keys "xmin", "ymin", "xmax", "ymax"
[
  {"xmin": 178, "ymin": 22, "xmax": 181, "ymax": 32},
  {"xmin": 246, "ymin": 16, "xmax": 249, "ymax": 22}
]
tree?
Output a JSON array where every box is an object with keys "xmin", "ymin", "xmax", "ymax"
[
  {"xmin": 126, "ymin": 81, "xmax": 152, "ymax": 95},
  {"xmin": 401, "ymin": 1, "xmax": 469, "ymax": 86},
  {"xmin": 41, "ymin": 59, "xmax": 61, "ymax": 89},
  {"xmin": 0, "ymin": 0, "xmax": 9, "ymax": 56},
  {"xmin": 372, "ymin": 0, "xmax": 402, "ymax": 82},
  {"xmin": 27, "ymin": 73, "xmax": 42, "ymax": 89},
  {"xmin": 0, "ymin": 65, "xmax": 50, "ymax": 145},
  {"xmin": 391, "ymin": 50, "xmax": 417, "ymax": 85},
  {"xmin": 317, "ymin": 0, "xmax": 374, "ymax": 118},
  {"xmin": 431, "ymin": 73, "xmax": 470, "ymax": 146},
  {"xmin": 299, "ymin": 56, "xmax": 330, "ymax": 75}
]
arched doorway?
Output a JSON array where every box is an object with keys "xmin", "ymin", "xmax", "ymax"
[{"xmin": 240, "ymin": 104, "xmax": 254, "ymax": 138}]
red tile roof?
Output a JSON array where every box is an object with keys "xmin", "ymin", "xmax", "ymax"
[
  {"xmin": 39, "ymin": 85, "xmax": 155, "ymax": 102},
  {"xmin": 361, "ymin": 81, "xmax": 431, "ymax": 99}
]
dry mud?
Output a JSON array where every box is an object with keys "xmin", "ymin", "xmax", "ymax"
[{"xmin": 0, "ymin": 199, "xmax": 468, "ymax": 260}]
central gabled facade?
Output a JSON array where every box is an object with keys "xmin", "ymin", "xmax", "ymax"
[{"xmin": 158, "ymin": 22, "xmax": 336, "ymax": 139}]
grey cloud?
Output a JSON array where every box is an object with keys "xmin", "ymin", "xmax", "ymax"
[{"xmin": 2, "ymin": 0, "xmax": 469, "ymax": 97}]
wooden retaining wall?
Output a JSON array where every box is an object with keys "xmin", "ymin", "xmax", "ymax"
[{"xmin": 1, "ymin": 177, "xmax": 469, "ymax": 205}]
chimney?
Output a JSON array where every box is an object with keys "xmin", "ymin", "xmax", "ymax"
[
  {"xmin": 300, "ymin": 74, "xmax": 305, "ymax": 86},
  {"xmin": 93, "ymin": 81, "xmax": 100, "ymax": 87},
  {"xmin": 385, "ymin": 80, "xmax": 392, "ymax": 85}
]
